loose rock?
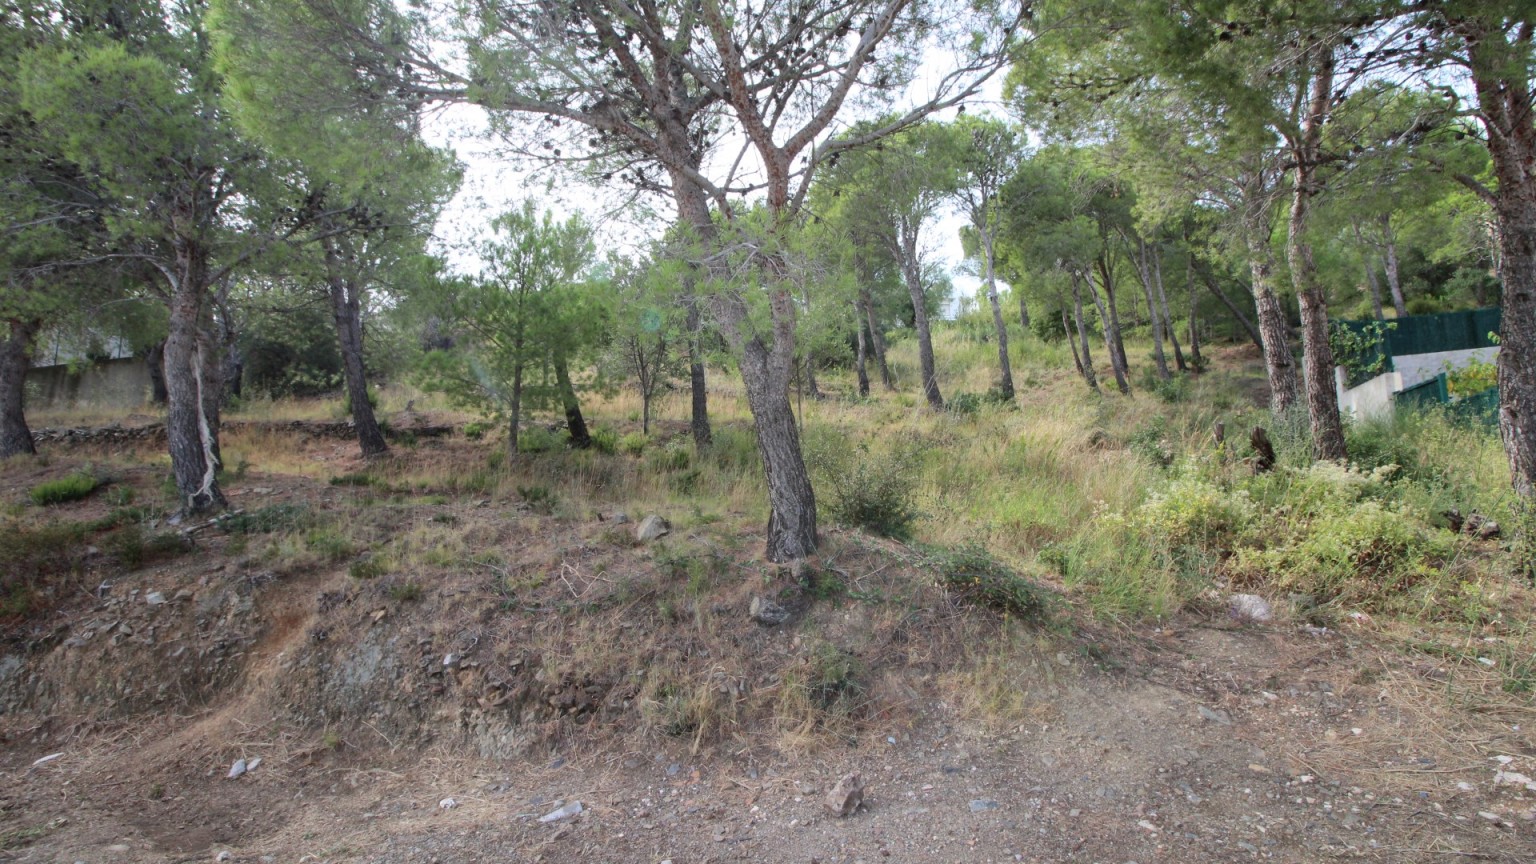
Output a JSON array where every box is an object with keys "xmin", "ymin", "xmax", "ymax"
[
  {"xmin": 227, "ymin": 759, "xmax": 247, "ymax": 780},
  {"xmin": 969, "ymin": 798, "xmax": 1001, "ymax": 812},
  {"xmin": 145, "ymin": 592, "xmax": 167, "ymax": 606},
  {"xmin": 1228, "ymin": 593, "xmax": 1272, "ymax": 623},
  {"xmin": 1198, "ymin": 705, "xmax": 1233, "ymax": 725},
  {"xmin": 749, "ymin": 596, "xmax": 790, "ymax": 626},
  {"xmin": 824, "ymin": 772, "xmax": 864, "ymax": 818},
  {"xmin": 539, "ymin": 801, "xmax": 583, "ymax": 823},
  {"xmin": 635, "ymin": 515, "xmax": 670, "ymax": 542}
]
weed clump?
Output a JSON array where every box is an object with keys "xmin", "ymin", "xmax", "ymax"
[
  {"xmin": 29, "ymin": 473, "xmax": 100, "ymax": 506},
  {"xmin": 927, "ymin": 544, "xmax": 1053, "ymax": 621}
]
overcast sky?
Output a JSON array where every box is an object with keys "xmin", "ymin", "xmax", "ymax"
[{"xmin": 421, "ymin": 57, "xmax": 1011, "ymax": 317}]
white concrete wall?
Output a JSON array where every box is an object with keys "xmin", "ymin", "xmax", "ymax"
[
  {"xmin": 1394, "ymin": 347, "xmax": 1498, "ymax": 390},
  {"xmin": 1336, "ymin": 368, "xmax": 1403, "ymax": 422}
]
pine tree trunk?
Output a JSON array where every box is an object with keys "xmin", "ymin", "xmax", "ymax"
[
  {"xmin": 684, "ymin": 289, "xmax": 711, "ymax": 448},
  {"xmin": 1085, "ymin": 269, "xmax": 1130, "ymax": 393},
  {"xmin": 1195, "ymin": 261, "xmax": 1264, "ymax": 347},
  {"xmin": 1244, "ymin": 229, "xmax": 1301, "ymax": 415},
  {"xmin": 0, "ymin": 318, "xmax": 39, "ymax": 459},
  {"xmin": 1071, "ymin": 275, "xmax": 1099, "ymax": 392},
  {"xmin": 1019, "ymin": 292, "xmax": 1030, "ymax": 332},
  {"xmin": 1156, "ymin": 252, "xmax": 1186, "ymax": 372},
  {"xmin": 862, "ymin": 288, "xmax": 893, "ymax": 390},
  {"xmin": 1134, "ymin": 238, "xmax": 1171, "ymax": 380},
  {"xmin": 1288, "ymin": 47, "xmax": 1347, "ymax": 462},
  {"xmin": 1353, "ymin": 221, "xmax": 1386, "ymax": 320},
  {"xmin": 508, "ymin": 359, "xmax": 523, "ymax": 456},
  {"xmin": 981, "ymin": 228, "xmax": 1014, "ymax": 400},
  {"xmin": 1063, "ymin": 308, "xmax": 1085, "ymax": 377},
  {"xmin": 554, "ymin": 350, "xmax": 591, "ymax": 448},
  {"xmin": 163, "ymin": 239, "xmax": 226, "ymax": 516},
  {"xmin": 899, "ymin": 226, "xmax": 944, "ymax": 409},
  {"xmin": 325, "ymin": 243, "xmax": 388, "ymax": 458},
  {"xmin": 1379, "ymin": 214, "xmax": 1408, "ymax": 318},
  {"xmin": 147, "ymin": 339, "xmax": 169, "ymax": 405},
  {"xmin": 1188, "ymin": 286, "xmax": 1203, "ymax": 369},
  {"xmin": 853, "ymin": 301, "xmax": 871, "ymax": 397}
]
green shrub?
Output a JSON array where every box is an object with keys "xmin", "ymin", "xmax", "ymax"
[
  {"xmin": 1126, "ymin": 421, "xmax": 1176, "ymax": 468},
  {"xmin": 926, "ymin": 544, "xmax": 1053, "ymax": 621},
  {"xmin": 807, "ymin": 434, "xmax": 919, "ymax": 540},
  {"xmin": 1345, "ymin": 418, "xmax": 1426, "ymax": 479},
  {"xmin": 618, "ymin": 431, "xmax": 649, "ymax": 456},
  {"xmin": 219, "ymin": 504, "xmax": 312, "ymax": 535},
  {"xmin": 112, "ymin": 524, "xmax": 192, "ymax": 569},
  {"xmin": 590, "ymin": 427, "xmax": 619, "ymax": 455},
  {"xmin": 948, "ymin": 392, "xmax": 983, "ymax": 417},
  {"xmin": 349, "ymin": 556, "xmax": 392, "ymax": 580},
  {"xmin": 389, "ymin": 581, "xmax": 424, "ymax": 602},
  {"xmin": 1133, "ymin": 466, "xmax": 1256, "ymax": 555},
  {"xmin": 462, "ymin": 420, "xmax": 491, "ymax": 440},
  {"xmin": 519, "ymin": 425, "xmax": 561, "ymax": 454},
  {"xmin": 29, "ymin": 473, "xmax": 99, "ymax": 506},
  {"xmin": 329, "ymin": 472, "xmax": 382, "ymax": 488},
  {"xmin": 517, "ymin": 484, "xmax": 558, "ymax": 514},
  {"xmin": 646, "ymin": 442, "xmax": 691, "ymax": 472}
]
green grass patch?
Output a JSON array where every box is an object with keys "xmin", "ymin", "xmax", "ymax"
[{"xmin": 29, "ymin": 473, "xmax": 100, "ymax": 506}]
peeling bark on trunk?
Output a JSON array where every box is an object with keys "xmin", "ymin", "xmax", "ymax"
[
  {"xmin": 163, "ymin": 237, "xmax": 227, "ymax": 516},
  {"xmin": 553, "ymin": 350, "xmax": 591, "ymax": 449},
  {"xmin": 1287, "ymin": 46, "xmax": 1347, "ymax": 462},
  {"xmin": 0, "ymin": 318, "xmax": 40, "ymax": 459},
  {"xmin": 324, "ymin": 239, "xmax": 389, "ymax": 458},
  {"xmin": 1244, "ymin": 229, "xmax": 1301, "ymax": 415},
  {"xmin": 981, "ymin": 228, "xmax": 1014, "ymax": 400},
  {"xmin": 1379, "ymin": 214, "xmax": 1408, "ymax": 318}
]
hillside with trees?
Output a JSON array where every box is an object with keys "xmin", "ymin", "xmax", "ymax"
[{"xmin": 0, "ymin": 2, "xmax": 1532, "ymax": 861}]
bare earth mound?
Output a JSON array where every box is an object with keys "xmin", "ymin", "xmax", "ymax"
[{"xmin": 1, "ymin": 428, "xmax": 1531, "ymax": 863}]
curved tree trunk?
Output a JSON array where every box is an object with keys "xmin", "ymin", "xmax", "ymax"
[
  {"xmin": 981, "ymin": 228, "xmax": 1014, "ymax": 400},
  {"xmin": 163, "ymin": 240, "xmax": 227, "ymax": 517},
  {"xmin": 1195, "ymin": 260, "xmax": 1264, "ymax": 347},
  {"xmin": 553, "ymin": 349, "xmax": 591, "ymax": 449},
  {"xmin": 1071, "ymin": 276, "xmax": 1100, "ymax": 392},
  {"xmin": 1063, "ymin": 308, "xmax": 1084, "ymax": 377},
  {"xmin": 1085, "ymin": 268, "xmax": 1130, "ymax": 393},
  {"xmin": 1133, "ymin": 237, "xmax": 1171, "ymax": 381},
  {"xmin": 324, "ymin": 240, "xmax": 389, "ymax": 458},
  {"xmin": 0, "ymin": 318, "xmax": 40, "ymax": 459},
  {"xmin": 1188, "ymin": 285, "xmax": 1204, "ymax": 369}
]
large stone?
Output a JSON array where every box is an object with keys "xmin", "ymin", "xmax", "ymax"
[
  {"xmin": 823, "ymin": 771, "xmax": 864, "ymax": 818},
  {"xmin": 749, "ymin": 596, "xmax": 791, "ymax": 626},
  {"xmin": 634, "ymin": 515, "xmax": 670, "ymax": 543},
  {"xmin": 1228, "ymin": 593, "xmax": 1272, "ymax": 623}
]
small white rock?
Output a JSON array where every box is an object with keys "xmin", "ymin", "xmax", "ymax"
[
  {"xmin": 439, "ymin": 797, "xmax": 457, "ymax": 809},
  {"xmin": 227, "ymin": 759, "xmax": 247, "ymax": 780},
  {"xmin": 31, "ymin": 752, "xmax": 64, "ymax": 767},
  {"xmin": 246, "ymin": 757, "xmax": 261, "ymax": 772},
  {"xmin": 539, "ymin": 800, "xmax": 583, "ymax": 822},
  {"xmin": 216, "ymin": 852, "xmax": 233, "ymax": 862},
  {"xmin": 145, "ymin": 591, "xmax": 167, "ymax": 606}
]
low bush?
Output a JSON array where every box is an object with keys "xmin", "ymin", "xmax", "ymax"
[
  {"xmin": 29, "ymin": 473, "xmax": 100, "ymax": 506},
  {"xmin": 807, "ymin": 433, "xmax": 919, "ymax": 540},
  {"xmin": 926, "ymin": 544, "xmax": 1053, "ymax": 621},
  {"xmin": 219, "ymin": 503, "xmax": 312, "ymax": 535}
]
